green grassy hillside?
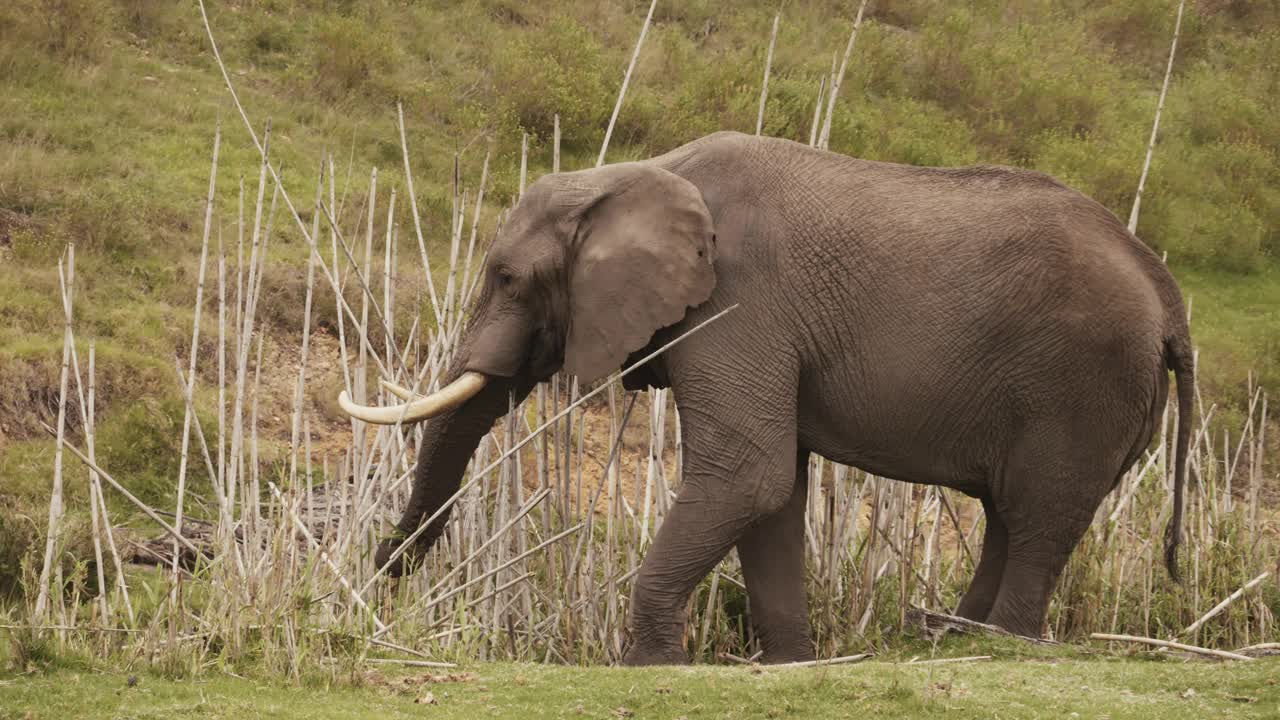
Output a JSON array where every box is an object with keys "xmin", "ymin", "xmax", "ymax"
[{"xmin": 0, "ymin": 0, "xmax": 1277, "ymax": 529}]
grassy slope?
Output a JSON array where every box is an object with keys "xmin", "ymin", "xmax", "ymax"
[
  {"xmin": 2, "ymin": 645, "xmax": 1278, "ymax": 719},
  {"xmin": 0, "ymin": 1, "xmax": 1277, "ymax": 544}
]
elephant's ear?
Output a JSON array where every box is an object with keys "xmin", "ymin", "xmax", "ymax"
[{"xmin": 558, "ymin": 163, "xmax": 717, "ymax": 385}]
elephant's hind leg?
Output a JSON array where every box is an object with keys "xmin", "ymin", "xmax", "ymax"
[
  {"xmin": 983, "ymin": 429, "xmax": 1117, "ymax": 638},
  {"xmin": 734, "ymin": 451, "xmax": 815, "ymax": 663},
  {"xmin": 953, "ymin": 496, "xmax": 1008, "ymax": 623}
]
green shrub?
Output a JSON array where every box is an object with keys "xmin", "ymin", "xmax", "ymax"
[
  {"xmin": 96, "ymin": 395, "xmax": 211, "ymax": 511},
  {"xmin": 308, "ymin": 14, "xmax": 400, "ymax": 101},
  {"xmin": 492, "ymin": 14, "xmax": 615, "ymax": 148}
]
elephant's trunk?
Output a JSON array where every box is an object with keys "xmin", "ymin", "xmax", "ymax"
[{"xmin": 373, "ymin": 364, "xmax": 534, "ymax": 577}]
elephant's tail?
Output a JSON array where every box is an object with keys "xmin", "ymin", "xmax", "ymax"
[{"xmin": 1164, "ymin": 333, "xmax": 1195, "ymax": 584}]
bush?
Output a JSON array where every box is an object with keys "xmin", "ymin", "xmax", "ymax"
[
  {"xmin": 309, "ymin": 14, "xmax": 400, "ymax": 101},
  {"xmin": 492, "ymin": 14, "xmax": 615, "ymax": 148}
]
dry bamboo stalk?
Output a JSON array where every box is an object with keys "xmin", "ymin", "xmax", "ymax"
[
  {"xmin": 35, "ymin": 244, "xmax": 75, "ymax": 621},
  {"xmin": 717, "ymin": 651, "xmax": 756, "ymax": 665},
  {"xmin": 519, "ymin": 133, "xmax": 529, "ymax": 196},
  {"xmin": 1091, "ymin": 633, "xmax": 1252, "ymax": 661},
  {"xmin": 756, "ymin": 11, "xmax": 781, "ymax": 136},
  {"xmin": 818, "ymin": 0, "xmax": 869, "ymax": 151},
  {"xmin": 289, "ymin": 164, "xmax": 323, "ymax": 486},
  {"xmin": 1128, "ymin": 0, "xmax": 1187, "ymax": 233},
  {"xmin": 1182, "ymin": 572, "xmax": 1271, "ymax": 637},
  {"xmin": 228, "ymin": 127, "xmax": 272, "ymax": 535},
  {"xmin": 905, "ymin": 655, "xmax": 992, "ymax": 666},
  {"xmin": 173, "ymin": 123, "xmax": 220, "ymax": 592},
  {"xmin": 250, "ymin": 334, "xmax": 265, "ymax": 539},
  {"xmin": 598, "ymin": 0, "xmax": 657, "ymax": 167},
  {"xmin": 396, "ymin": 102, "xmax": 444, "ymax": 327},
  {"xmin": 454, "ymin": 152, "xmax": 489, "ymax": 326},
  {"xmin": 808, "ymin": 77, "xmax": 826, "ymax": 147},
  {"xmin": 415, "ymin": 523, "xmax": 584, "ymax": 619},
  {"xmin": 217, "ymin": 225, "xmax": 229, "ymax": 534},
  {"xmin": 43, "ymin": 424, "xmax": 200, "ymax": 555},
  {"xmin": 363, "ymin": 657, "xmax": 458, "ymax": 669},
  {"xmin": 83, "ymin": 340, "xmax": 109, "ymax": 623},
  {"xmin": 354, "ymin": 167, "xmax": 377, "ymax": 482},
  {"xmin": 236, "ymin": 179, "xmax": 244, "ymax": 370},
  {"xmin": 90, "ymin": 446, "xmax": 134, "ymax": 621},
  {"xmin": 396, "ymin": 487, "xmax": 551, "ymax": 601},
  {"xmin": 770, "ymin": 653, "xmax": 872, "ymax": 669},
  {"xmin": 266, "ymin": 482, "xmax": 391, "ymax": 635}
]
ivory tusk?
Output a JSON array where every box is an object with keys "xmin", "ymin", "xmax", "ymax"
[
  {"xmin": 338, "ymin": 371, "xmax": 488, "ymax": 424},
  {"xmin": 379, "ymin": 378, "xmax": 418, "ymax": 401}
]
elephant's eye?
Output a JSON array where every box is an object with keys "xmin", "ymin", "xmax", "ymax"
[{"xmin": 497, "ymin": 271, "xmax": 514, "ymax": 288}]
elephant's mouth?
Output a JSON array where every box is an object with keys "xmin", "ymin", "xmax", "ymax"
[{"xmin": 337, "ymin": 371, "xmax": 490, "ymax": 425}]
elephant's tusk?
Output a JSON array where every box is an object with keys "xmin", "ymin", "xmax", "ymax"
[
  {"xmin": 379, "ymin": 378, "xmax": 418, "ymax": 401},
  {"xmin": 338, "ymin": 371, "xmax": 488, "ymax": 424}
]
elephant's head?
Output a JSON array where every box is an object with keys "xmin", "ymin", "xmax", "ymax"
[{"xmin": 339, "ymin": 162, "xmax": 717, "ymax": 575}]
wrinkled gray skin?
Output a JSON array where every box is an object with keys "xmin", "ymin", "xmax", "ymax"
[{"xmin": 374, "ymin": 132, "xmax": 1194, "ymax": 665}]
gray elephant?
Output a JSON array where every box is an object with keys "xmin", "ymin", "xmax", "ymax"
[{"xmin": 340, "ymin": 131, "xmax": 1194, "ymax": 665}]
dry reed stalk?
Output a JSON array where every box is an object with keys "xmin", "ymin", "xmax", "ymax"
[
  {"xmin": 228, "ymin": 127, "xmax": 272, "ymax": 543},
  {"xmin": 770, "ymin": 653, "xmax": 872, "ymax": 669},
  {"xmin": 818, "ymin": 0, "xmax": 869, "ymax": 151},
  {"xmin": 809, "ymin": 77, "xmax": 826, "ymax": 148},
  {"xmin": 289, "ymin": 164, "xmax": 323, "ymax": 487},
  {"xmin": 173, "ymin": 123, "xmax": 220, "ymax": 595},
  {"xmin": 396, "ymin": 102, "xmax": 444, "ymax": 327},
  {"xmin": 756, "ymin": 11, "xmax": 781, "ymax": 136},
  {"xmin": 598, "ymin": 0, "xmax": 657, "ymax": 167},
  {"xmin": 34, "ymin": 244, "xmax": 75, "ymax": 621},
  {"xmin": 88, "ymin": 342, "xmax": 134, "ymax": 622},
  {"xmin": 1128, "ymin": 0, "xmax": 1186, "ymax": 233},
  {"xmin": 363, "ymin": 657, "xmax": 458, "ymax": 669},
  {"xmin": 43, "ymin": 423, "xmax": 200, "ymax": 556},
  {"xmin": 267, "ymin": 481, "xmax": 390, "ymax": 636},
  {"xmin": 83, "ymin": 340, "xmax": 109, "ymax": 624},
  {"xmin": 384, "ymin": 190, "xmax": 397, "ymax": 376},
  {"xmin": 905, "ymin": 655, "xmax": 992, "ymax": 665},
  {"xmin": 217, "ymin": 225, "xmax": 229, "ymax": 533},
  {"xmin": 415, "ymin": 523, "xmax": 584, "ymax": 620},
  {"xmin": 1091, "ymin": 632, "xmax": 1253, "ymax": 661},
  {"xmin": 1182, "ymin": 571, "xmax": 1271, "ymax": 637}
]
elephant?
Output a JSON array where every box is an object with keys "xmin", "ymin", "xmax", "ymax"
[{"xmin": 339, "ymin": 131, "xmax": 1194, "ymax": 665}]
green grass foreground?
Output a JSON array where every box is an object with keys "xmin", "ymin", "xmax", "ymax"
[
  {"xmin": 2, "ymin": 637, "xmax": 1277, "ymax": 719},
  {"xmin": 2, "ymin": 647, "xmax": 1277, "ymax": 720}
]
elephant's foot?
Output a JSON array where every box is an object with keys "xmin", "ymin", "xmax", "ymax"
[
  {"xmin": 983, "ymin": 553, "xmax": 1061, "ymax": 639},
  {"xmin": 621, "ymin": 639, "xmax": 688, "ymax": 666},
  {"xmin": 757, "ymin": 643, "xmax": 815, "ymax": 665},
  {"xmin": 985, "ymin": 604, "xmax": 1047, "ymax": 639}
]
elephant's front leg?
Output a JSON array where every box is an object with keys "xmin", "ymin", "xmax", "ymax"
[
  {"xmin": 735, "ymin": 451, "xmax": 814, "ymax": 663},
  {"xmin": 623, "ymin": 388, "xmax": 798, "ymax": 666}
]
